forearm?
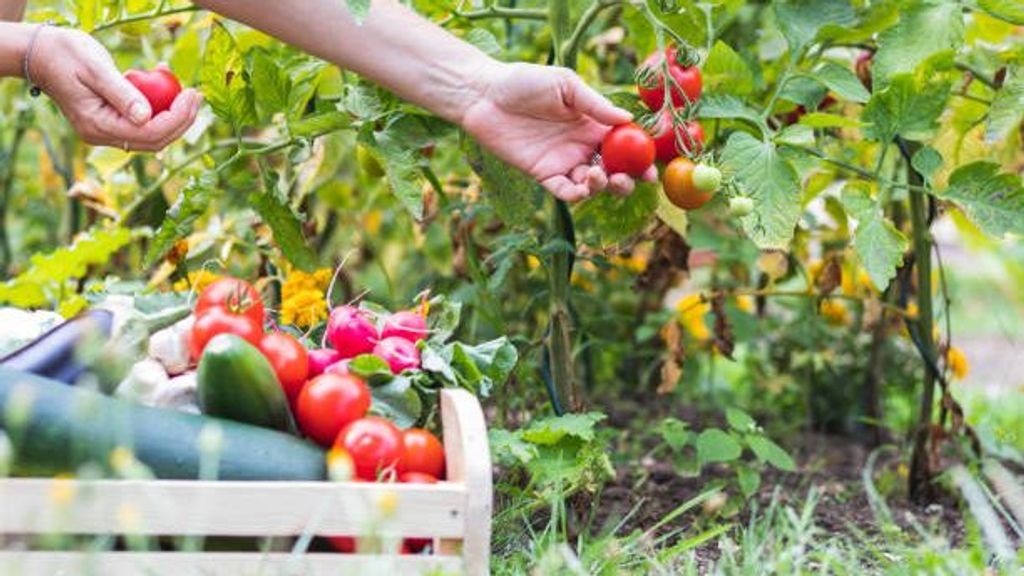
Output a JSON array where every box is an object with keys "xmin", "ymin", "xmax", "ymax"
[
  {"xmin": 0, "ymin": 22, "xmax": 30, "ymax": 77},
  {"xmin": 193, "ymin": 0, "xmax": 496, "ymax": 124},
  {"xmin": 0, "ymin": 0, "xmax": 27, "ymax": 21}
]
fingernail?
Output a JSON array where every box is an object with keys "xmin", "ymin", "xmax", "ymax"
[{"xmin": 128, "ymin": 101, "xmax": 150, "ymax": 125}]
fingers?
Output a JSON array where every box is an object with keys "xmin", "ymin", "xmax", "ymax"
[
  {"xmin": 565, "ymin": 74, "xmax": 632, "ymax": 126},
  {"xmin": 542, "ymin": 174, "xmax": 591, "ymax": 203},
  {"xmin": 93, "ymin": 89, "xmax": 202, "ymax": 151},
  {"xmin": 607, "ymin": 173, "xmax": 635, "ymax": 197},
  {"xmin": 87, "ymin": 58, "xmax": 153, "ymax": 126}
]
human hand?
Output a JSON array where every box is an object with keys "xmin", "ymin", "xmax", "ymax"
[
  {"xmin": 28, "ymin": 27, "xmax": 201, "ymax": 151},
  {"xmin": 460, "ymin": 62, "xmax": 657, "ymax": 202}
]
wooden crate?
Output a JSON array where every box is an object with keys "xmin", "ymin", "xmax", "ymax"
[{"xmin": 0, "ymin": 389, "xmax": 492, "ymax": 575}]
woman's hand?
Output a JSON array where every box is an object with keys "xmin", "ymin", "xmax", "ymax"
[
  {"xmin": 28, "ymin": 27, "xmax": 201, "ymax": 151},
  {"xmin": 461, "ymin": 63, "xmax": 657, "ymax": 202}
]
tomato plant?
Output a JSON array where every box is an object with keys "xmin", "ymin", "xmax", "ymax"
[
  {"xmin": 636, "ymin": 46, "xmax": 702, "ymax": 112},
  {"xmin": 650, "ymin": 112, "xmax": 704, "ymax": 164},
  {"xmin": 601, "ymin": 123, "xmax": 655, "ymax": 177},
  {"xmin": 662, "ymin": 158, "xmax": 711, "ymax": 210}
]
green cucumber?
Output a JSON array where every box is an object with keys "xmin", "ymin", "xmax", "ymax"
[
  {"xmin": 0, "ymin": 366, "xmax": 325, "ymax": 480},
  {"xmin": 197, "ymin": 334, "xmax": 297, "ymax": 434}
]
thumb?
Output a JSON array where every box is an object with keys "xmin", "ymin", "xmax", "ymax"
[
  {"xmin": 89, "ymin": 64, "xmax": 152, "ymax": 125},
  {"xmin": 566, "ymin": 75, "xmax": 632, "ymax": 126}
]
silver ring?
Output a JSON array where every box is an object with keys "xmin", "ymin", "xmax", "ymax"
[{"xmin": 590, "ymin": 151, "xmax": 602, "ymax": 165}]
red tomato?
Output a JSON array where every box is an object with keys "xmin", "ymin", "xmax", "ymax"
[
  {"xmin": 258, "ymin": 332, "xmax": 309, "ymax": 401},
  {"xmin": 400, "ymin": 471, "xmax": 439, "ymax": 553},
  {"xmin": 373, "ymin": 337, "xmax": 421, "ymax": 374},
  {"xmin": 296, "ymin": 374, "xmax": 372, "ymax": 447},
  {"xmin": 397, "ymin": 428, "xmax": 445, "ymax": 479},
  {"xmin": 326, "ymin": 305, "xmax": 379, "ymax": 358},
  {"xmin": 651, "ymin": 111, "xmax": 705, "ymax": 164},
  {"xmin": 188, "ymin": 307, "xmax": 262, "ymax": 360},
  {"xmin": 381, "ymin": 310, "xmax": 429, "ymax": 343},
  {"xmin": 637, "ymin": 46, "xmax": 703, "ymax": 112},
  {"xmin": 335, "ymin": 417, "xmax": 404, "ymax": 481},
  {"xmin": 328, "ymin": 536, "xmax": 355, "ymax": 553},
  {"xmin": 124, "ymin": 65, "xmax": 182, "ymax": 115},
  {"xmin": 307, "ymin": 348, "xmax": 345, "ymax": 378},
  {"xmin": 601, "ymin": 123, "xmax": 655, "ymax": 177},
  {"xmin": 195, "ymin": 278, "xmax": 265, "ymax": 327}
]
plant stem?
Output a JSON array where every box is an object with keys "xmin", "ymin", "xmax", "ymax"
[
  {"xmin": 905, "ymin": 140, "xmax": 936, "ymax": 503},
  {"xmin": 439, "ymin": 4, "xmax": 546, "ymax": 26},
  {"xmin": 561, "ymin": 0, "xmax": 621, "ymax": 67},
  {"xmin": 92, "ymin": 5, "xmax": 201, "ymax": 32},
  {"xmin": 785, "ymin": 144, "xmax": 931, "ymax": 193}
]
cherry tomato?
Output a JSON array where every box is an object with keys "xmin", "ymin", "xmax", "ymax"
[
  {"xmin": 328, "ymin": 536, "xmax": 355, "ymax": 553},
  {"xmin": 188, "ymin": 307, "xmax": 262, "ymax": 360},
  {"xmin": 692, "ymin": 164, "xmax": 722, "ymax": 193},
  {"xmin": 326, "ymin": 305, "xmax": 379, "ymax": 358},
  {"xmin": 637, "ymin": 46, "xmax": 703, "ymax": 112},
  {"xmin": 398, "ymin": 428, "xmax": 445, "ymax": 479},
  {"xmin": 381, "ymin": 310, "xmax": 429, "ymax": 343},
  {"xmin": 601, "ymin": 123, "xmax": 655, "ymax": 177},
  {"xmin": 307, "ymin": 348, "xmax": 345, "ymax": 378},
  {"xmin": 400, "ymin": 471, "xmax": 439, "ymax": 553},
  {"xmin": 662, "ymin": 157, "xmax": 712, "ymax": 210},
  {"xmin": 258, "ymin": 332, "xmax": 309, "ymax": 402},
  {"xmin": 124, "ymin": 65, "xmax": 182, "ymax": 115},
  {"xmin": 195, "ymin": 278, "xmax": 265, "ymax": 327},
  {"xmin": 651, "ymin": 111, "xmax": 704, "ymax": 164},
  {"xmin": 334, "ymin": 416, "xmax": 404, "ymax": 481},
  {"xmin": 729, "ymin": 197, "xmax": 754, "ymax": 217},
  {"xmin": 296, "ymin": 374, "xmax": 372, "ymax": 447},
  {"xmin": 373, "ymin": 337, "xmax": 421, "ymax": 374}
]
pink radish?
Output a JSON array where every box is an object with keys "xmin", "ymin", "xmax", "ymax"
[
  {"xmin": 326, "ymin": 306, "xmax": 378, "ymax": 358},
  {"xmin": 325, "ymin": 360, "xmax": 351, "ymax": 376},
  {"xmin": 308, "ymin": 348, "xmax": 345, "ymax": 378},
  {"xmin": 373, "ymin": 337, "xmax": 421, "ymax": 374},
  {"xmin": 381, "ymin": 310, "xmax": 429, "ymax": 343}
]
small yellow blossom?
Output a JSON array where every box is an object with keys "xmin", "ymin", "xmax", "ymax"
[
  {"xmin": 610, "ymin": 253, "xmax": 649, "ymax": 274},
  {"xmin": 375, "ymin": 490, "xmax": 399, "ymax": 519},
  {"xmin": 819, "ymin": 299, "xmax": 850, "ymax": 326},
  {"xmin": 173, "ymin": 269, "xmax": 222, "ymax": 293},
  {"xmin": 282, "ymin": 268, "xmax": 332, "ymax": 300},
  {"xmin": 735, "ymin": 295, "xmax": 756, "ymax": 314},
  {"xmin": 905, "ymin": 302, "xmax": 919, "ymax": 319},
  {"xmin": 526, "ymin": 255, "xmax": 541, "ymax": 270},
  {"xmin": 327, "ymin": 447, "xmax": 355, "ymax": 482},
  {"xmin": 281, "ymin": 289, "xmax": 328, "ymax": 329},
  {"xmin": 363, "ymin": 210, "xmax": 383, "ymax": 236},
  {"xmin": 571, "ymin": 271, "xmax": 594, "ymax": 292},
  {"xmin": 50, "ymin": 475, "xmax": 77, "ymax": 506},
  {"xmin": 947, "ymin": 346, "xmax": 969, "ymax": 381},
  {"xmin": 676, "ymin": 294, "xmax": 711, "ymax": 341}
]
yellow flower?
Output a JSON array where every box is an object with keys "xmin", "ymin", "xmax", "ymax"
[
  {"xmin": 819, "ymin": 299, "xmax": 850, "ymax": 326},
  {"xmin": 610, "ymin": 253, "xmax": 648, "ymax": 274},
  {"xmin": 526, "ymin": 255, "xmax": 541, "ymax": 270},
  {"xmin": 282, "ymin": 268, "xmax": 332, "ymax": 300},
  {"xmin": 173, "ymin": 269, "xmax": 222, "ymax": 293},
  {"xmin": 905, "ymin": 302, "xmax": 919, "ymax": 319},
  {"xmin": 735, "ymin": 295, "xmax": 755, "ymax": 314},
  {"xmin": 280, "ymin": 289, "xmax": 328, "ymax": 329},
  {"xmin": 363, "ymin": 210, "xmax": 383, "ymax": 236},
  {"xmin": 676, "ymin": 294, "xmax": 711, "ymax": 341},
  {"xmin": 947, "ymin": 346, "xmax": 969, "ymax": 381},
  {"xmin": 571, "ymin": 271, "xmax": 594, "ymax": 292}
]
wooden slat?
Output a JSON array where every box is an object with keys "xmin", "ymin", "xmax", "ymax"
[
  {"xmin": 0, "ymin": 479, "xmax": 467, "ymax": 538},
  {"xmin": 0, "ymin": 551, "xmax": 463, "ymax": 576},
  {"xmin": 438, "ymin": 389, "xmax": 492, "ymax": 576}
]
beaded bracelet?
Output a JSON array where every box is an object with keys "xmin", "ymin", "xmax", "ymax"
[{"xmin": 21, "ymin": 22, "xmax": 51, "ymax": 98}]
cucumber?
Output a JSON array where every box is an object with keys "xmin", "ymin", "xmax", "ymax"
[
  {"xmin": 0, "ymin": 367, "xmax": 325, "ymax": 481},
  {"xmin": 197, "ymin": 334, "xmax": 297, "ymax": 434}
]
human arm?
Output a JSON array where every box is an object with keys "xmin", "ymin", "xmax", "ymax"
[
  {"xmin": 0, "ymin": 0, "xmax": 27, "ymax": 21},
  {"xmin": 194, "ymin": 0, "xmax": 653, "ymax": 200},
  {"xmin": 0, "ymin": 21, "xmax": 202, "ymax": 151}
]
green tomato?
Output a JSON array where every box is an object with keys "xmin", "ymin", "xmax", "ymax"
[
  {"xmin": 729, "ymin": 197, "xmax": 754, "ymax": 217},
  {"xmin": 692, "ymin": 164, "xmax": 722, "ymax": 192}
]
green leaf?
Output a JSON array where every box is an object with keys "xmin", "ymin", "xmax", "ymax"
[
  {"xmin": 799, "ymin": 112, "xmax": 862, "ymax": 129},
  {"xmin": 978, "ymin": 0, "xmax": 1024, "ymax": 24},
  {"xmin": 288, "ymin": 111, "xmax": 351, "ymax": 139},
  {"xmin": 696, "ymin": 429, "xmax": 743, "ymax": 465},
  {"xmin": 522, "ymin": 413, "xmax": 606, "ymax": 446},
  {"xmin": 737, "ymin": 466, "xmax": 762, "ymax": 498},
  {"xmin": 872, "ymin": 1, "xmax": 964, "ymax": 85},
  {"xmin": 574, "ymin": 184, "xmax": 658, "ymax": 245},
  {"xmin": 911, "ymin": 146, "xmax": 943, "ymax": 183},
  {"xmin": 421, "ymin": 337, "xmax": 518, "ymax": 396},
  {"xmin": 250, "ymin": 171, "xmax": 317, "ymax": 272},
  {"xmin": 862, "ymin": 74, "xmax": 951, "ymax": 143},
  {"xmin": 939, "ymin": 162, "xmax": 1024, "ymax": 238},
  {"xmin": 703, "ymin": 40, "xmax": 754, "ymax": 97},
  {"xmin": 489, "ymin": 429, "xmax": 538, "ymax": 466},
  {"xmin": 986, "ymin": 66, "xmax": 1024, "ymax": 144},
  {"xmin": 774, "ymin": 0, "xmax": 855, "ymax": 55},
  {"xmin": 249, "ymin": 49, "xmax": 291, "ymax": 123},
  {"xmin": 345, "ymin": 0, "xmax": 371, "ymax": 23},
  {"xmin": 144, "ymin": 174, "xmax": 215, "ymax": 266},
  {"xmin": 465, "ymin": 142, "xmax": 542, "ymax": 229},
  {"xmin": 747, "ymin": 435, "xmax": 796, "ymax": 471},
  {"xmin": 347, "ymin": 354, "xmax": 393, "ymax": 379},
  {"xmin": 200, "ymin": 26, "xmax": 256, "ymax": 128},
  {"xmin": 720, "ymin": 132, "xmax": 801, "ymax": 249},
  {"xmin": 841, "ymin": 183, "xmax": 908, "ymax": 291},
  {"xmin": 658, "ymin": 418, "xmax": 691, "ymax": 452},
  {"xmin": 369, "ymin": 376, "xmax": 422, "ymax": 429},
  {"xmin": 775, "ymin": 124, "xmax": 815, "ymax": 147},
  {"xmin": 725, "ymin": 408, "xmax": 757, "ymax": 433},
  {"xmin": 465, "ymin": 28, "xmax": 502, "ymax": 56},
  {"xmin": 779, "ymin": 75, "xmax": 829, "ymax": 109},
  {"xmin": 699, "ymin": 94, "xmax": 766, "ymax": 134},
  {"xmin": 812, "ymin": 62, "xmax": 871, "ymax": 103},
  {"xmin": 370, "ymin": 129, "xmax": 424, "ymax": 220}
]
